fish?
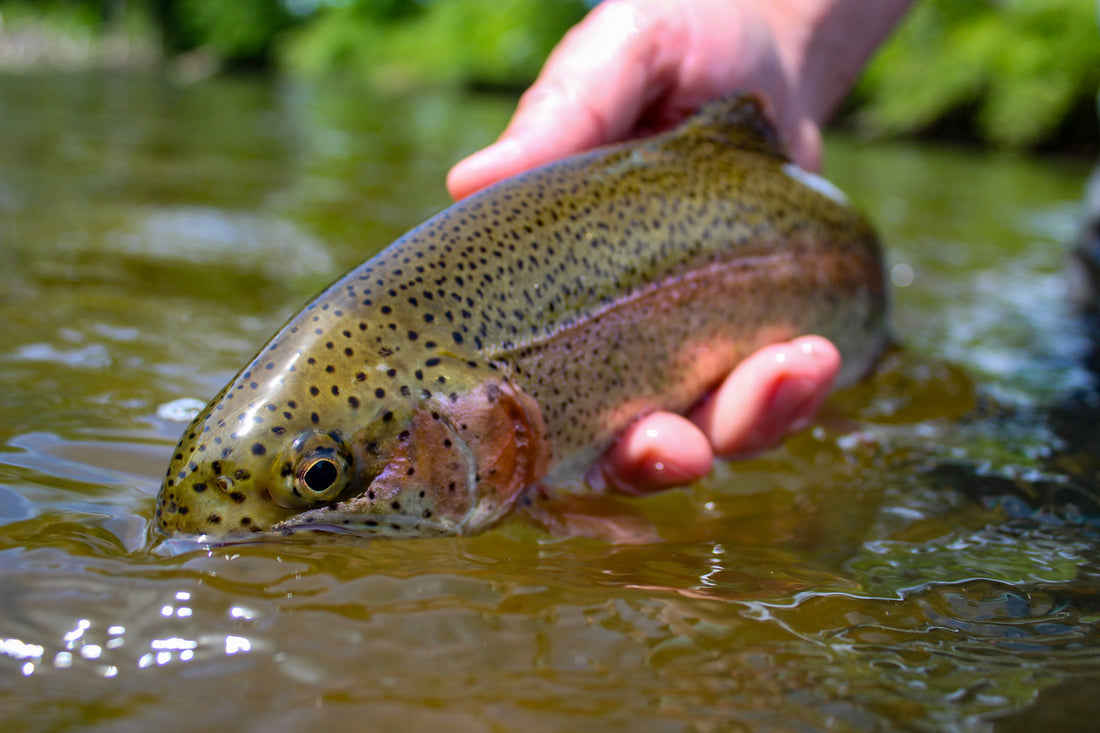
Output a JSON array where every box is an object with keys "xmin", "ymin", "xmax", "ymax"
[{"xmin": 155, "ymin": 94, "xmax": 888, "ymax": 540}]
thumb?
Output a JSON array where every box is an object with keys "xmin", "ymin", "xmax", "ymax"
[{"xmin": 447, "ymin": 1, "xmax": 670, "ymax": 199}]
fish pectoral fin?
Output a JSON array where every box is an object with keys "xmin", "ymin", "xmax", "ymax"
[{"xmin": 517, "ymin": 485, "xmax": 661, "ymax": 545}]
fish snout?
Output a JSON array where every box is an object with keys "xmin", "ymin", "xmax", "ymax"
[{"xmin": 155, "ymin": 457, "xmax": 294, "ymax": 537}]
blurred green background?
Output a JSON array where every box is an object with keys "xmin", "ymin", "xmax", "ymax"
[{"xmin": 0, "ymin": 0, "xmax": 1097, "ymax": 151}]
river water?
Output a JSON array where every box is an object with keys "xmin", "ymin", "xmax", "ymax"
[{"xmin": 1, "ymin": 71, "xmax": 1098, "ymax": 732}]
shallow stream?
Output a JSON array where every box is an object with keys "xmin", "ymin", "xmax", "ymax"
[{"xmin": 1, "ymin": 72, "xmax": 1098, "ymax": 731}]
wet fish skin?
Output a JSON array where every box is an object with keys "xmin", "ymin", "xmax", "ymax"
[{"xmin": 155, "ymin": 94, "xmax": 887, "ymax": 540}]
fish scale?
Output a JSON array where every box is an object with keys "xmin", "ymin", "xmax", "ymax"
[{"xmin": 156, "ymin": 94, "xmax": 887, "ymax": 540}]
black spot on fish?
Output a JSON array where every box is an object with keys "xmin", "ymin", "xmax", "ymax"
[
  {"xmin": 234, "ymin": 469, "xmax": 251, "ymax": 480},
  {"xmin": 311, "ymin": 412, "xmax": 320, "ymax": 424},
  {"xmin": 348, "ymin": 396, "xmax": 360, "ymax": 409},
  {"xmin": 425, "ymin": 358, "xmax": 441, "ymax": 367},
  {"xmin": 374, "ymin": 388, "xmax": 385, "ymax": 399},
  {"xmin": 310, "ymin": 386, "xmax": 320, "ymax": 396},
  {"xmin": 192, "ymin": 483, "xmax": 207, "ymax": 493},
  {"xmin": 207, "ymin": 514, "xmax": 222, "ymax": 524},
  {"xmin": 331, "ymin": 385, "xmax": 340, "ymax": 396},
  {"xmin": 408, "ymin": 331, "xmax": 419, "ymax": 341},
  {"xmin": 251, "ymin": 443, "xmax": 266, "ymax": 456},
  {"xmin": 382, "ymin": 411, "xmax": 393, "ymax": 422},
  {"xmin": 229, "ymin": 491, "xmax": 246, "ymax": 503}
]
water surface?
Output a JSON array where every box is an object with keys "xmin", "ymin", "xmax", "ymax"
[{"xmin": 1, "ymin": 72, "xmax": 1099, "ymax": 732}]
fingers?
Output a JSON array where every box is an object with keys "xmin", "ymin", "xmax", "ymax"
[
  {"xmin": 446, "ymin": 1, "xmax": 681, "ymax": 200},
  {"xmin": 594, "ymin": 412, "xmax": 715, "ymax": 496},
  {"xmin": 597, "ymin": 336, "xmax": 841, "ymax": 495},
  {"xmin": 690, "ymin": 335, "xmax": 840, "ymax": 458},
  {"xmin": 788, "ymin": 115, "xmax": 824, "ymax": 174}
]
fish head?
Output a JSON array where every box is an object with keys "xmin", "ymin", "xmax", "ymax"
[{"xmin": 155, "ymin": 340, "xmax": 549, "ymax": 540}]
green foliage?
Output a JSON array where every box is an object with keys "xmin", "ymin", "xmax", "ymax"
[
  {"xmin": 7, "ymin": 0, "xmax": 1095, "ymax": 148},
  {"xmin": 855, "ymin": 0, "xmax": 1100, "ymax": 148},
  {"xmin": 173, "ymin": 0, "xmax": 295, "ymax": 61},
  {"xmin": 280, "ymin": 0, "xmax": 589, "ymax": 89},
  {"xmin": 0, "ymin": 1, "xmax": 105, "ymax": 31}
]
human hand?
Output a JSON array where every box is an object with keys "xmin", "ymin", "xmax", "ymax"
[
  {"xmin": 448, "ymin": 0, "xmax": 815, "ymax": 199},
  {"xmin": 593, "ymin": 336, "xmax": 840, "ymax": 495},
  {"xmin": 448, "ymin": 0, "xmax": 910, "ymax": 200},
  {"xmin": 446, "ymin": 0, "xmax": 908, "ymax": 491}
]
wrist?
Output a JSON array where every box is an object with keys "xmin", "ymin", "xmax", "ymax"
[{"xmin": 755, "ymin": 0, "xmax": 913, "ymax": 125}]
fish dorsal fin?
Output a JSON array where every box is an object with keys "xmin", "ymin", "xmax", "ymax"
[{"xmin": 671, "ymin": 93, "xmax": 790, "ymax": 160}]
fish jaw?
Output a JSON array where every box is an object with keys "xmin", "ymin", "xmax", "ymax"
[{"xmin": 274, "ymin": 374, "xmax": 552, "ymax": 537}]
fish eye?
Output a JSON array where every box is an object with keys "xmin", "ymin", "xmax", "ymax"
[
  {"xmin": 291, "ymin": 449, "xmax": 349, "ymax": 505},
  {"xmin": 297, "ymin": 456, "xmax": 343, "ymax": 498},
  {"xmin": 272, "ymin": 430, "xmax": 353, "ymax": 509}
]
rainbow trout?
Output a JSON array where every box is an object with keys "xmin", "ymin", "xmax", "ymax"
[{"xmin": 155, "ymin": 94, "xmax": 887, "ymax": 539}]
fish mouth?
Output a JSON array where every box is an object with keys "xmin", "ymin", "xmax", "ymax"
[
  {"xmin": 274, "ymin": 509, "xmax": 453, "ymax": 538},
  {"xmin": 155, "ymin": 468, "xmax": 298, "ymax": 538}
]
